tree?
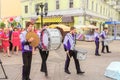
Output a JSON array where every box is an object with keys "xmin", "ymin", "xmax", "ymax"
[
  {"xmin": 11, "ymin": 20, "xmax": 17, "ymax": 27},
  {"xmin": 0, "ymin": 22, "xmax": 6, "ymax": 29}
]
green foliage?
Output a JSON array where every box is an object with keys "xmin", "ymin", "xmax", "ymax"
[
  {"xmin": 0, "ymin": 22, "xmax": 6, "ymax": 28},
  {"xmin": 11, "ymin": 20, "xmax": 17, "ymax": 27}
]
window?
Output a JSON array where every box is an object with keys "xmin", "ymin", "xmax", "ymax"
[
  {"xmin": 103, "ymin": 7, "xmax": 105, "ymax": 15},
  {"xmin": 35, "ymin": 4, "xmax": 39, "ymax": 11},
  {"xmin": 69, "ymin": 0, "xmax": 73, "ymax": 8},
  {"xmin": 25, "ymin": 5, "xmax": 28, "ymax": 13},
  {"xmin": 92, "ymin": 1, "xmax": 94, "ymax": 11},
  {"xmin": 106, "ymin": 8, "xmax": 107, "ymax": 15},
  {"xmin": 108, "ymin": 11, "xmax": 110, "ymax": 17},
  {"xmin": 56, "ymin": 0, "xmax": 59, "ymax": 9},
  {"xmin": 86, "ymin": 0, "xmax": 89, "ymax": 9},
  {"xmin": 100, "ymin": 6, "xmax": 102, "ymax": 14},
  {"xmin": 96, "ymin": 3, "xmax": 98, "ymax": 12}
]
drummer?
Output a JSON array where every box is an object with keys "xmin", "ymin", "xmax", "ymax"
[
  {"xmin": 38, "ymin": 24, "xmax": 49, "ymax": 77},
  {"xmin": 94, "ymin": 28, "xmax": 101, "ymax": 56},
  {"xmin": 20, "ymin": 22, "xmax": 34, "ymax": 80},
  {"xmin": 100, "ymin": 27, "xmax": 111, "ymax": 53},
  {"xmin": 63, "ymin": 27, "xmax": 85, "ymax": 75}
]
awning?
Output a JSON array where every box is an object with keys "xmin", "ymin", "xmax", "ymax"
[
  {"xmin": 87, "ymin": 25, "xmax": 98, "ymax": 29},
  {"xmin": 36, "ymin": 16, "xmax": 73, "ymax": 23},
  {"xmin": 105, "ymin": 21, "xmax": 120, "ymax": 24},
  {"xmin": 74, "ymin": 25, "xmax": 98, "ymax": 29},
  {"xmin": 48, "ymin": 24, "xmax": 70, "ymax": 31},
  {"xmin": 36, "ymin": 16, "xmax": 62, "ymax": 23}
]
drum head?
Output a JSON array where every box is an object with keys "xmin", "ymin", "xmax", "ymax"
[
  {"xmin": 41, "ymin": 29, "xmax": 62, "ymax": 50},
  {"xmin": 26, "ymin": 31, "xmax": 40, "ymax": 47},
  {"xmin": 76, "ymin": 48, "xmax": 87, "ymax": 61}
]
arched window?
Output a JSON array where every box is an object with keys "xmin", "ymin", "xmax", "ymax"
[
  {"xmin": 56, "ymin": 0, "xmax": 59, "ymax": 9},
  {"xmin": 69, "ymin": 0, "xmax": 73, "ymax": 8}
]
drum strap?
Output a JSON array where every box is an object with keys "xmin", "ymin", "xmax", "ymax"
[
  {"xmin": 66, "ymin": 33, "xmax": 76, "ymax": 50},
  {"xmin": 41, "ymin": 30, "xmax": 46, "ymax": 49},
  {"xmin": 67, "ymin": 33, "xmax": 76, "ymax": 45}
]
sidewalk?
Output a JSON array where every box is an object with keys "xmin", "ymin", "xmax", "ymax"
[{"xmin": 0, "ymin": 40, "xmax": 120, "ymax": 80}]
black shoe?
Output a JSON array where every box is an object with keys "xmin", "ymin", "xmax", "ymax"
[
  {"xmin": 45, "ymin": 72, "xmax": 48, "ymax": 76},
  {"xmin": 22, "ymin": 78, "xmax": 26, "ymax": 80},
  {"xmin": 77, "ymin": 71, "xmax": 85, "ymax": 74},
  {"xmin": 107, "ymin": 51, "xmax": 111, "ymax": 53},
  {"xmin": 65, "ymin": 70, "xmax": 71, "ymax": 74},
  {"xmin": 26, "ymin": 78, "xmax": 31, "ymax": 80},
  {"xmin": 101, "ymin": 51, "xmax": 105, "ymax": 53},
  {"xmin": 95, "ymin": 54, "xmax": 101, "ymax": 56},
  {"xmin": 40, "ymin": 69, "xmax": 45, "ymax": 72}
]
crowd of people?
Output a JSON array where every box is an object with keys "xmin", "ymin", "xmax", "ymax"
[
  {"xmin": 19, "ymin": 22, "xmax": 85, "ymax": 80},
  {"xmin": 0, "ymin": 25, "xmax": 40, "ymax": 57},
  {"xmin": 1, "ymin": 22, "xmax": 112, "ymax": 80},
  {"xmin": 0, "ymin": 26, "xmax": 26, "ymax": 57}
]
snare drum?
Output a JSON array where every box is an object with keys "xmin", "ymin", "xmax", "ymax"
[
  {"xmin": 104, "ymin": 38, "xmax": 113, "ymax": 46},
  {"xmin": 41, "ymin": 28, "xmax": 62, "ymax": 50},
  {"xmin": 76, "ymin": 49, "xmax": 87, "ymax": 61}
]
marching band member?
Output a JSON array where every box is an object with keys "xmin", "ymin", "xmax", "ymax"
[
  {"xmin": 100, "ymin": 27, "xmax": 111, "ymax": 53},
  {"xmin": 94, "ymin": 28, "xmax": 101, "ymax": 56},
  {"xmin": 63, "ymin": 27, "xmax": 85, "ymax": 75},
  {"xmin": 38, "ymin": 24, "xmax": 49, "ymax": 77},
  {"xmin": 20, "ymin": 22, "xmax": 34, "ymax": 80}
]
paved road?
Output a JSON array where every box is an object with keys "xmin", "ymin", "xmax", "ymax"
[{"xmin": 0, "ymin": 40, "xmax": 120, "ymax": 80}]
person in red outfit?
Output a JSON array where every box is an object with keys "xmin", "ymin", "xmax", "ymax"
[
  {"xmin": 11, "ymin": 27, "xmax": 20, "ymax": 55},
  {"xmin": 1, "ymin": 28, "xmax": 10, "ymax": 57},
  {"xmin": 0, "ymin": 28, "xmax": 3, "ymax": 50}
]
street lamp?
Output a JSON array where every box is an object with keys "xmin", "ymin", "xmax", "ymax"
[{"xmin": 35, "ymin": 3, "xmax": 48, "ymax": 28}]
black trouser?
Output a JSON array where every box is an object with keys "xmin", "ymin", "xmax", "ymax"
[
  {"xmin": 39, "ymin": 49, "xmax": 49, "ymax": 73},
  {"xmin": 9, "ymin": 41, "xmax": 16, "ymax": 51},
  {"xmin": 95, "ymin": 41, "xmax": 99, "ymax": 55},
  {"xmin": 9, "ymin": 41, "xmax": 13, "ymax": 51},
  {"xmin": 101, "ymin": 41, "xmax": 109, "ymax": 52},
  {"xmin": 65, "ymin": 50, "xmax": 81, "ymax": 73},
  {"xmin": 22, "ymin": 51, "xmax": 32, "ymax": 79}
]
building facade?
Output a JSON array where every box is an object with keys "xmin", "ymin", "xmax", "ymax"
[
  {"xmin": 0, "ymin": 0, "xmax": 21, "ymax": 18},
  {"xmin": 0, "ymin": 0, "xmax": 21, "ymax": 27},
  {"xmin": 21, "ymin": 0, "xmax": 120, "ymax": 29}
]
